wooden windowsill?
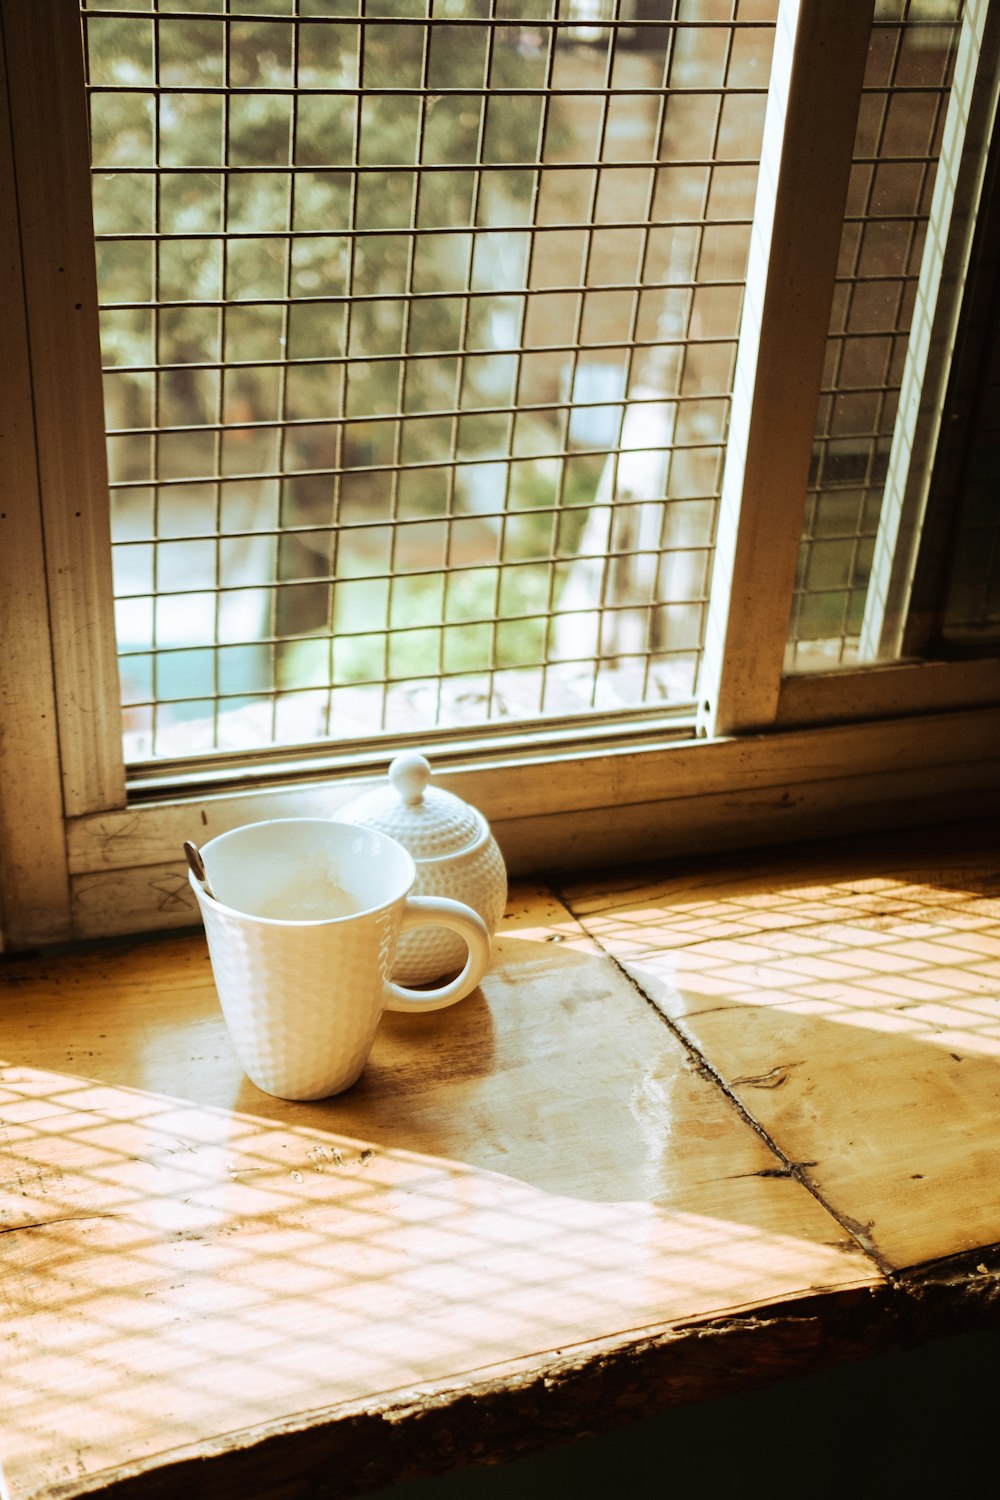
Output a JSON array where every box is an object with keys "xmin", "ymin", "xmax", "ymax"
[{"xmin": 3, "ymin": 820, "xmax": 1000, "ymax": 1500}]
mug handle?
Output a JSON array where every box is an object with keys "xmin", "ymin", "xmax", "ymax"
[{"xmin": 383, "ymin": 895, "xmax": 491, "ymax": 1013}]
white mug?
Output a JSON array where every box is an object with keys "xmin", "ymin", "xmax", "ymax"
[{"xmin": 188, "ymin": 818, "xmax": 492, "ymax": 1100}]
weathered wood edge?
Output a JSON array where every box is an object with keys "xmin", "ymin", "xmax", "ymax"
[{"xmin": 33, "ymin": 1250, "xmax": 1000, "ymax": 1500}]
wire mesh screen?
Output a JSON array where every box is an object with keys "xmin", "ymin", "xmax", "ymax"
[
  {"xmin": 784, "ymin": 0, "xmax": 964, "ymax": 673},
  {"xmin": 83, "ymin": 0, "xmax": 776, "ymax": 761}
]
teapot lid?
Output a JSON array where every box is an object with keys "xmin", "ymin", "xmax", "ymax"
[{"xmin": 338, "ymin": 752, "xmax": 484, "ymax": 860}]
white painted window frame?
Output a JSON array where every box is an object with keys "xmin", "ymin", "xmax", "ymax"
[{"xmin": 1, "ymin": 0, "xmax": 998, "ymax": 951}]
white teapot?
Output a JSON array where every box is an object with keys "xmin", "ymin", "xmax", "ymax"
[{"xmin": 337, "ymin": 752, "xmax": 507, "ymax": 987}]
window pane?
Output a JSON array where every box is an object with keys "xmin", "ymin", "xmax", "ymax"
[
  {"xmin": 86, "ymin": 1, "xmax": 778, "ymax": 761},
  {"xmin": 914, "ymin": 112, "xmax": 1000, "ymax": 654},
  {"xmin": 785, "ymin": 3, "xmax": 964, "ymax": 673}
]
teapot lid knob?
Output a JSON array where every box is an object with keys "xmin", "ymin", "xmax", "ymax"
[{"xmin": 388, "ymin": 752, "xmax": 432, "ymax": 806}]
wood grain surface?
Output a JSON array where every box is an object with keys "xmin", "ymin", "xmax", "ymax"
[
  {"xmin": 3, "ymin": 828, "xmax": 999, "ymax": 1500},
  {"xmin": 563, "ymin": 821, "xmax": 1000, "ymax": 1271},
  {"xmin": 2, "ymin": 884, "xmax": 877, "ymax": 1500}
]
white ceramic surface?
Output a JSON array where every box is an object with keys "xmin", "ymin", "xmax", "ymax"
[
  {"xmin": 190, "ymin": 818, "xmax": 491, "ymax": 1100},
  {"xmin": 338, "ymin": 753, "xmax": 508, "ymax": 984}
]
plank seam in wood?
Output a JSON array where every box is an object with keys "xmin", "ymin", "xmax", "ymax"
[{"xmin": 557, "ymin": 879, "xmax": 899, "ymax": 1279}]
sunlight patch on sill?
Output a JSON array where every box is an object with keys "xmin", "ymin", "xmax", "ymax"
[{"xmin": 574, "ymin": 877, "xmax": 1000, "ymax": 1059}]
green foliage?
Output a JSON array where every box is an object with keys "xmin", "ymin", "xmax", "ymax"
[
  {"xmin": 91, "ymin": 8, "xmax": 560, "ymax": 448},
  {"xmin": 91, "ymin": 4, "xmax": 599, "ymax": 727}
]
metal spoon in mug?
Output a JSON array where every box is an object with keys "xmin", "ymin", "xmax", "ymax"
[{"xmin": 183, "ymin": 840, "xmax": 217, "ymax": 900}]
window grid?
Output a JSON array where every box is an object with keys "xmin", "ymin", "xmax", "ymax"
[
  {"xmin": 84, "ymin": 0, "xmax": 776, "ymax": 760},
  {"xmin": 785, "ymin": 0, "xmax": 964, "ymax": 672}
]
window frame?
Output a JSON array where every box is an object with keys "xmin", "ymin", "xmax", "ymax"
[{"xmin": 2, "ymin": 0, "xmax": 999, "ymax": 952}]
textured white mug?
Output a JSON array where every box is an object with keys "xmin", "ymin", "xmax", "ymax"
[{"xmin": 189, "ymin": 818, "xmax": 491, "ymax": 1100}]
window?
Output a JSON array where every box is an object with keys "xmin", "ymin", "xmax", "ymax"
[
  {"xmin": 786, "ymin": 5, "xmax": 965, "ymax": 672},
  {"xmin": 87, "ymin": 0, "xmax": 775, "ymax": 762},
  {"xmin": 2, "ymin": 0, "xmax": 998, "ymax": 951}
]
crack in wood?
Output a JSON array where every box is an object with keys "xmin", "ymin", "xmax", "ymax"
[
  {"xmin": 554, "ymin": 890, "xmax": 898, "ymax": 1278},
  {"xmin": 0, "ymin": 1212, "xmax": 122, "ymax": 1236},
  {"xmin": 731, "ymin": 1063, "xmax": 804, "ymax": 1089}
]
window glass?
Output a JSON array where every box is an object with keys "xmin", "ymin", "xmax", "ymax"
[
  {"xmin": 83, "ymin": 0, "xmax": 777, "ymax": 760},
  {"xmin": 785, "ymin": 0, "xmax": 964, "ymax": 673},
  {"xmin": 914, "ymin": 110, "xmax": 1000, "ymax": 654}
]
